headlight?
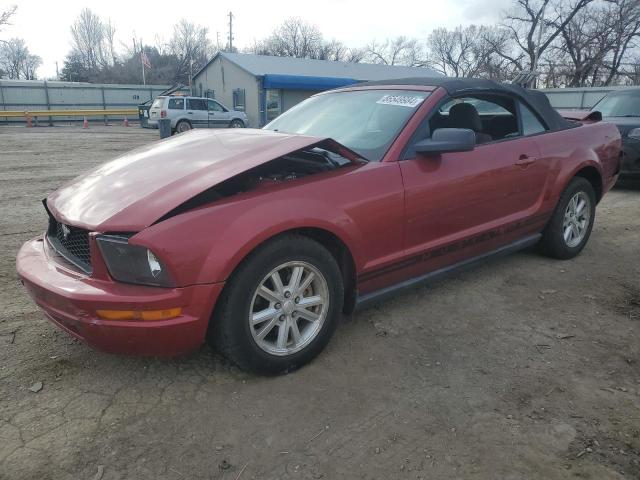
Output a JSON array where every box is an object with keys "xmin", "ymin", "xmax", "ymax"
[
  {"xmin": 96, "ymin": 235, "xmax": 175, "ymax": 287},
  {"xmin": 627, "ymin": 128, "xmax": 640, "ymax": 140}
]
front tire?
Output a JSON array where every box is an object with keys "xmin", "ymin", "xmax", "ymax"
[
  {"xmin": 541, "ymin": 177, "xmax": 596, "ymax": 259},
  {"xmin": 229, "ymin": 119, "xmax": 245, "ymax": 128},
  {"xmin": 210, "ymin": 235, "xmax": 344, "ymax": 375}
]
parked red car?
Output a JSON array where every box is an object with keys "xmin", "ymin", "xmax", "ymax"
[{"xmin": 17, "ymin": 78, "xmax": 621, "ymax": 374}]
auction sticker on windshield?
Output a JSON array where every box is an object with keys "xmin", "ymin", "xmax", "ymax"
[{"xmin": 376, "ymin": 94, "xmax": 424, "ymax": 108}]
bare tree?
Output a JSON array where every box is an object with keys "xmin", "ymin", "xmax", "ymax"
[
  {"xmin": 70, "ymin": 8, "xmax": 115, "ymax": 69},
  {"xmin": 618, "ymin": 52, "xmax": 640, "ymax": 84},
  {"xmin": 365, "ymin": 37, "xmax": 426, "ymax": 66},
  {"xmin": 0, "ymin": 37, "xmax": 41, "ymax": 79},
  {"xmin": 600, "ymin": 0, "xmax": 640, "ymax": 85},
  {"xmin": 167, "ymin": 19, "xmax": 216, "ymax": 84},
  {"xmin": 316, "ymin": 39, "xmax": 348, "ymax": 61},
  {"xmin": 504, "ymin": 0, "xmax": 594, "ymax": 71},
  {"xmin": 244, "ymin": 39, "xmax": 272, "ymax": 56},
  {"xmin": 263, "ymin": 18, "xmax": 324, "ymax": 58},
  {"xmin": 245, "ymin": 17, "xmax": 360, "ymax": 62},
  {"xmin": 544, "ymin": 0, "xmax": 640, "ymax": 86},
  {"xmin": 104, "ymin": 19, "xmax": 117, "ymax": 66},
  {"xmin": 0, "ymin": 4, "xmax": 16, "ymax": 40},
  {"xmin": 426, "ymin": 25, "xmax": 520, "ymax": 80},
  {"xmin": 343, "ymin": 47, "xmax": 367, "ymax": 64},
  {"xmin": 552, "ymin": 7, "xmax": 609, "ymax": 86}
]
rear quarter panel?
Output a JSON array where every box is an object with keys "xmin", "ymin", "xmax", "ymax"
[{"xmin": 533, "ymin": 121, "xmax": 621, "ymax": 210}]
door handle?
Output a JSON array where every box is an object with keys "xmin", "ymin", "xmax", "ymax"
[
  {"xmin": 515, "ymin": 155, "xmax": 537, "ymax": 167},
  {"xmin": 187, "ymin": 111, "xmax": 193, "ymax": 115}
]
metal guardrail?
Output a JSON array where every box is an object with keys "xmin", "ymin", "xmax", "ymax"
[{"xmin": 0, "ymin": 108, "xmax": 138, "ymax": 118}]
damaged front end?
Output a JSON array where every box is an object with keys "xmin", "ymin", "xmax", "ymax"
[
  {"xmin": 45, "ymin": 129, "xmax": 364, "ymax": 232},
  {"xmin": 157, "ymin": 140, "xmax": 365, "ymax": 223}
]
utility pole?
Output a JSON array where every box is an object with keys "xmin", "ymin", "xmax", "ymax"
[
  {"xmin": 216, "ymin": 31, "xmax": 221, "ymax": 50},
  {"xmin": 228, "ymin": 12, "xmax": 234, "ymax": 52}
]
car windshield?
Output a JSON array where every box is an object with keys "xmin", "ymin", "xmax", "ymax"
[
  {"xmin": 264, "ymin": 90, "xmax": 430, "ymax": 161},
  {"xmin": 593, "ymin": 91, "xmax": 640, "ymax": 117},
  {"xmin": 151, "ymin": 98, "xmax": 164, "ymax": 109}
]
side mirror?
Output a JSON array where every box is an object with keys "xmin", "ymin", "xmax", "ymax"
[{"xmin": 414, "ymin": 128, "xmax": 476, "ymax": 155}]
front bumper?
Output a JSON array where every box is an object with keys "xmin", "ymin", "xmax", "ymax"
[{"xmin": 16, "ymin": 236, "xmax": 223, "ymax": 356}]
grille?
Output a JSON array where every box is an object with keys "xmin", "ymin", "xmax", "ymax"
[{"xmin": 47, "ymin": 216, "xmax": 92, "ymax": 273}]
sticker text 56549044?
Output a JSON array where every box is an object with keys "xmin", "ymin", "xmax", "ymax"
[{"xmin": 376, "ymin": 95, "xmax": 424, "ymax": 108}]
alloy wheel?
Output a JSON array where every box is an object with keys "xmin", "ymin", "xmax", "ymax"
[
  {"xmin": 562, "ymin": 191, "xmax": 591, "ymax": 248},
  {"xmin": 249, "ymin": 261, "xmax": 329, "ymax": 356}
]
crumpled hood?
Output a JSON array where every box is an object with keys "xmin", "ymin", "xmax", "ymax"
[{"xmin": 47, "ymin": 129, "xmax": 345, "ymax": 231}]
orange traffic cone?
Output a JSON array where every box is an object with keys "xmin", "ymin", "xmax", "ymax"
[
  {"xmin": 123, "ymin": 116, "xmax": 130, "ymax": 127},
  {"xmin": 82, "ymin": 116, "xmax": 89, "ymax": 129}
]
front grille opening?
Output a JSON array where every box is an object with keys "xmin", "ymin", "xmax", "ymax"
[{"xmin": 46, "ymin": 215, "xmax": 92, "ymax": 274}]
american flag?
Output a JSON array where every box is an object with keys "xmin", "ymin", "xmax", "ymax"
[{"xmin": 140, "ymin": 51, "xmax": 152, "ymax": 69}]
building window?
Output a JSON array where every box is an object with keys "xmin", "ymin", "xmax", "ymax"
[
  {"xmin": 233, "ymin": 88, "xmax": 246, "ymax": 111},
  {"xmin": 265, "ymin": 89, "xmax": 281, "ymax": 122},
  {"xmin": 205, "ymin": 89, "xmax": 215, "ymax": 99}
]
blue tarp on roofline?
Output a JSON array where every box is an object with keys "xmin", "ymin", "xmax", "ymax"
[{"xmin": 262, "ymin": 74, "xmax": 359, "ymax": 90}]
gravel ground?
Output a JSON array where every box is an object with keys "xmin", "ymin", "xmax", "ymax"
[{"xmin": 0, "ymin": 126, "xmax": 639, "ymax": 480}]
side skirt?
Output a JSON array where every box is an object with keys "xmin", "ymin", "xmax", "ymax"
[{"xmin": 354, "ymin": 233, "xmax": 541, "ymax": 310}]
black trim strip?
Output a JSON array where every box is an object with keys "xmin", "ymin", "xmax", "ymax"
[
  {"xmin": 360, "ymin": 212, "xmax": 549, "ymax": 283},
  {"xmin": 355, "ymin": 233, "xmax": 541, "ymax": 310}
]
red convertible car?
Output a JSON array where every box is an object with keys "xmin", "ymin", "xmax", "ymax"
[{"xmin": 17, "ymin": 78, "xmax": 621, "ymax": 374}]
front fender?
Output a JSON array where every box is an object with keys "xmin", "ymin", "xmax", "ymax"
[
  {"xmin": 199, "ymin": 196, "xmax": 364, "ymax": 284},
  {"xmin": 131, "ymin": 161, "xmax": 404, "ymax": 288},
  {"xmin": 132, "ymin": 188, "xmax": 365, "ymax": 287}
]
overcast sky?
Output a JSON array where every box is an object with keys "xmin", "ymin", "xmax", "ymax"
[{"xmin": 1, "ymin": 0, "xmax": 512, "ymax": 79}]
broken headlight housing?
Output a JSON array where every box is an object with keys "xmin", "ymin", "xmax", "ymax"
[{"xmin": 96, "ymin": 235, "xmax": 175, "ymax": 287}]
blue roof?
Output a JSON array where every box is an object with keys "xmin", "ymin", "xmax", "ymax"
[{"xmin": 195, "ymin": 52, "xmax": 441, "ymax": 82}]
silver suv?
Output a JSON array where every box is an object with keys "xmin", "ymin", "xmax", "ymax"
[{"xmin": 148, "ymin": 95, "xmax": 249, "ymax": 133}]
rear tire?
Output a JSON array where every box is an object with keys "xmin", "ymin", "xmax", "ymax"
[
  {"xmin": 209, "ymin": 235, "xmax": 344, "ymax": 375},
  {"xmin": 540, "ymin": 177, "xmax": 596, "ymax": 259},
  {"xmin": 176, "ymin": 120, "xmax": 191, "ymax": 133}
]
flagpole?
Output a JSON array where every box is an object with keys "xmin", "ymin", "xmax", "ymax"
[{"xmin": 141, "ymin": 43, "xmax": 146, "ymax": 86}]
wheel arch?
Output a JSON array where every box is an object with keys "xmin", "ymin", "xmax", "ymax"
[
  {"xmin": 572, "ymin": 165, "xmax": 603, "ymax": 202},
  {"xmin": 175, "ymin": 118, "xmax": 192, "ymax": 129},
  {"xmin": 219, "ymin": 226, "xmax": 358, "ymax": 315},
  {"xmin": 289, "ymin": 227, "xmax": 357, "ymax": 314}
]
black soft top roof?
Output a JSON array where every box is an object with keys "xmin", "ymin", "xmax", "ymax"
[{"xmin": 357, "ymin": 77, "xmax": 571, "ymax": 131}]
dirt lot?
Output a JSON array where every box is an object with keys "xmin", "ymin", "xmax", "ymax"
[{"xmin": 0, "ymin": 125, "xmax": 639, "ymax": 480}]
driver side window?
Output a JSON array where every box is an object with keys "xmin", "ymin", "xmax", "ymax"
[
  {"xmin": 403, "ymin": 93, "xmax": 532, "ymax": 160},
  {"xmin": 429, "ymin": 96, "xmax": 519, "ymax": 144}
]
